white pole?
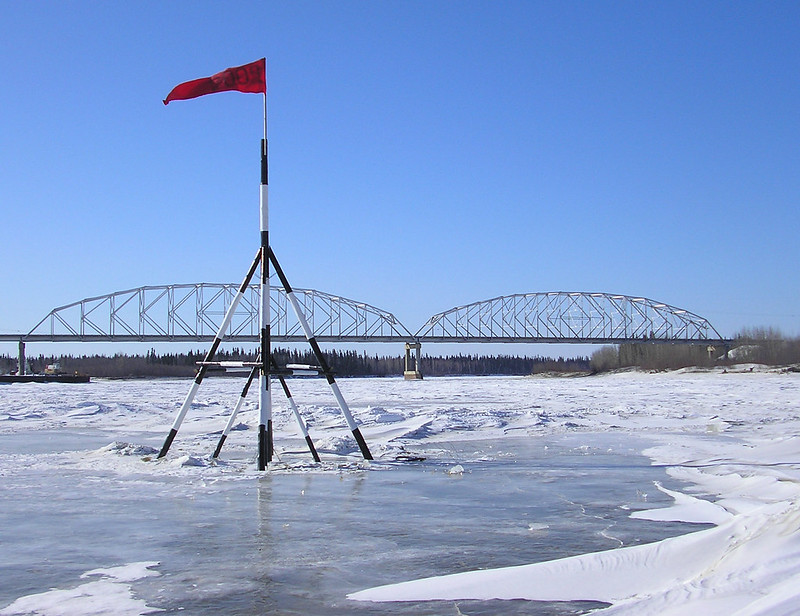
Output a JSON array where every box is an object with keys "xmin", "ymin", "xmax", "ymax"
[
  {"xmin": 258, "ymin": 89, "xmax": 272, "ymax": 469},
  {"xmin": 263, "ymin": 76, "xmax": 268, "ymax": 142}
]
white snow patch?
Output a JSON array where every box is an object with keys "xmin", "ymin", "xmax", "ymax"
[
  {"xmin": 315, "ymin": 435, "xmax": 359, "ymax": 456},
  {"xmin": 0, "ymin": 561, "xmax": 161, "ymax": 616},
  {"xmin": 96, "ymin": 442, "xmax": 159, "ymax": 457},
  {"xmin": 631, "ymin": 482, "xmax": 733, "ymax": 525},
  {"xmin": 170, "ymin": 454, "xmax": 206, "ymax": 468}
]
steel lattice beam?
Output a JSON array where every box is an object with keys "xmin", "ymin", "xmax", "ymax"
[
  {"xmin": 414, "ymin": 292, "xmax": 728, "ymax": 344},
  {"xmin": 4, "ymin": 288, "xmax": 731, "ymax": 345},
  {"xmin": 23, "ymin": 284, "xmax": 414, "ymax": 343}
]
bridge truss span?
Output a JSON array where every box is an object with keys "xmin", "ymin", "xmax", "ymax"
[
  {"xmin": 24, "ymin": 284, "xmax": 413, "ymax": 343},
  {"xmin": 414, "ymin": 292, "xmax": 726, "ymax": 344},
  {"xmin": 8, "ymin": 287, "xmax": 731, "ymax": 346}
]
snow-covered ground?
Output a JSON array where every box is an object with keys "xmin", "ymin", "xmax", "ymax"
[{"xmin": 1, "ymin": 367, "xmax": 799, "ymax": 614}]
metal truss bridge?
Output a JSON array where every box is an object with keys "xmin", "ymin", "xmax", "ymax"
[{"xmin": 2, "ymin": 284, "xmax": 730, "ymax": 346}]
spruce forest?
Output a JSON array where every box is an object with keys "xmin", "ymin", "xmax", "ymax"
[{"xmin": 1, "ymin": 348, "xmax": 589, "ymax": 378}]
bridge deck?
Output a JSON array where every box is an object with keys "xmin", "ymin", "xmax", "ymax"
[{"xmin": 0, "ymin": 334, "xmax": 733, "ymax": 345}]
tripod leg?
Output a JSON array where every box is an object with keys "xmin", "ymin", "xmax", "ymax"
[
  {"xmin": 268, "ymin": 247, "xmax": 373, "ymax": 460},
  {"xmin": 212, "ymin": 365, "xmax": 259, "ymax": 459},
  {"xmin": 270, "ymin": 356, "xmax": 320, "ymax": 462},
  {"xmin": 158, "ymin": 249, "xmax": 262, "ymax": 459}
]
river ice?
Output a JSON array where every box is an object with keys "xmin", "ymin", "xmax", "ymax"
[{"xmin": 1, "ymin": 367, "xmax": 799, "ymax": 614}]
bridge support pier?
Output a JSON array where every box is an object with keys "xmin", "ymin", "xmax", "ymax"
[
  {"xmin": 18, "ymin": 340, "xmax": 25, "ymax": 376},
  {"xmin": 404, "ymin": 342, "xmax": 423, "ymax": 380}
]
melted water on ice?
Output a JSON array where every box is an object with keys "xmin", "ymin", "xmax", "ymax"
[{"xmin": 1, "ymin": 431, "xmax": 697, "ymax": 615}]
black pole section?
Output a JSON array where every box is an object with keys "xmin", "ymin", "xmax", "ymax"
[
  {"xmin": 158, "ymin": 249, "xmax": 262, "ymax": 460},
  {"xmin": 212, "ymin": 435, "xmax": 226, "ymax": 460},
  {"xmin": 269, "ymin": 247, "xmax": 335, "ymax": 383},
  {"xmin": 158, "ymin": 428, "xmax": 179, "ymax": 460},
  {"xmin": 269, "ymin": 356, "xmax": 321, "ymax": 462},
  {"xmin": 212, "ymin": 364, "xmax": 259, "ymax": 459},
  {"xmin": 268, "ymin": 247, "xmax": 373, "ymax": 460},
  {"xmin": 261, "ymin": 137, "xmax": 268, "ymax": 185}
]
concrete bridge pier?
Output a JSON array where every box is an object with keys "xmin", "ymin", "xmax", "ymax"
[
  {"xmin": 404, "ymin": 342, "xmax": 423, "ymax": 380},
  {"xmin": 18, "ymin": 340, "xmax": 25, "ymax": 376}
]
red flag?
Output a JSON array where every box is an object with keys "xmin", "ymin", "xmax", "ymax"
[{"xmin": 163, "ymin": 58, "xmax": 266, "ymax": 105}]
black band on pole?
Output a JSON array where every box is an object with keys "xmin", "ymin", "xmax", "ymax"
[
  {"xmin": 268, "ymin": 247, "xmax": 293, "ymax": 293},
  {"xmin": 261, "ymin": 139, "xmax": 268, "ymax": 186},
  {"xmin": 18, "ymin": 340, "xmax": 25, "ymax": 376},
  {"xmin": 307, "ymin": 337, "xmax": 336, "ymax": 384},
  {"xmin": 270, "ymin": 356, "xmax": 293, "ymax": 398},
  {"xmin": 258, "ymin": 425, "xmax": 267, "ymax": 469},
  {"xmin": 241, "ymin": 365, "xmax": 259, "ymax": 397},
  {"xmin": 352, "ymin": 428, "xmax": 371, "ymax": 461},
  {"xmin": 241, "ymin": 250, "xmax": 261, "ymax": 294},
  {"xmin": 305, "ymin": 435, "xmax": 321, "ymax": 463},
  {"xmin": 261, "ymin": 325, "xmax": 270, "ymax": 380},
  {"xmin": 212, "ymin": 434, "xmax": 227, "ymax": 459},
  {"xmin": 266, "ymin": 419, "xmax": 273, "ymax": 463},
  {"xmin": 158, "ymin": 428, "xmax": 178, "ymax": 459}
]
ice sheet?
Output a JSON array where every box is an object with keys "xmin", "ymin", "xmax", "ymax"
[{"xmin": 1, "ymin": 370, "xmax": 799, "ymax": 614}]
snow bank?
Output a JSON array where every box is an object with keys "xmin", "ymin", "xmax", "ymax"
[
  {"xmin": 350, "ymin": 497, "xmax": 800, "ymax": 613},
  {"xmin": 348, "ymin": 372, "xmax": 800, "ymax": 614}
]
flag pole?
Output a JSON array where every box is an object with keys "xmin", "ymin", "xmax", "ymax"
[
  {"xmin": 258, "ymin": 90, "xmax": 272, "ymax": 470},
  {"xmin": 161, "ymin": 58, "xmax": 271, "ymax": 467}
]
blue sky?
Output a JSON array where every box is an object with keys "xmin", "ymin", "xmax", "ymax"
[{"xmin": 1, "ymin": 1, "xmax": 798, "ymax": 358}]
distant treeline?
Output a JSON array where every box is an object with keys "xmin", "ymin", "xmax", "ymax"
[
  {"xmin": 6, "ymin": 328, "xmax": 796, "ymax": 377},
  {"xmin": 1, "ymin": 347, "xmax": 589, "ymax": 378},
  {"xmin": 590, "ymin": 328, "xmax": 800, "ymax": 372}
]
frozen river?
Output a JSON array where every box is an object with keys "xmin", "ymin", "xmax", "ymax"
[{"xmin": 1, "ymin": 369, "xmax": 799, "ymax": 614}]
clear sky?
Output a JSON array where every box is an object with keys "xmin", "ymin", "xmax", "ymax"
[{"xmin": 1, "ymin": 1, "xmax": 798, "ymax": 359}]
